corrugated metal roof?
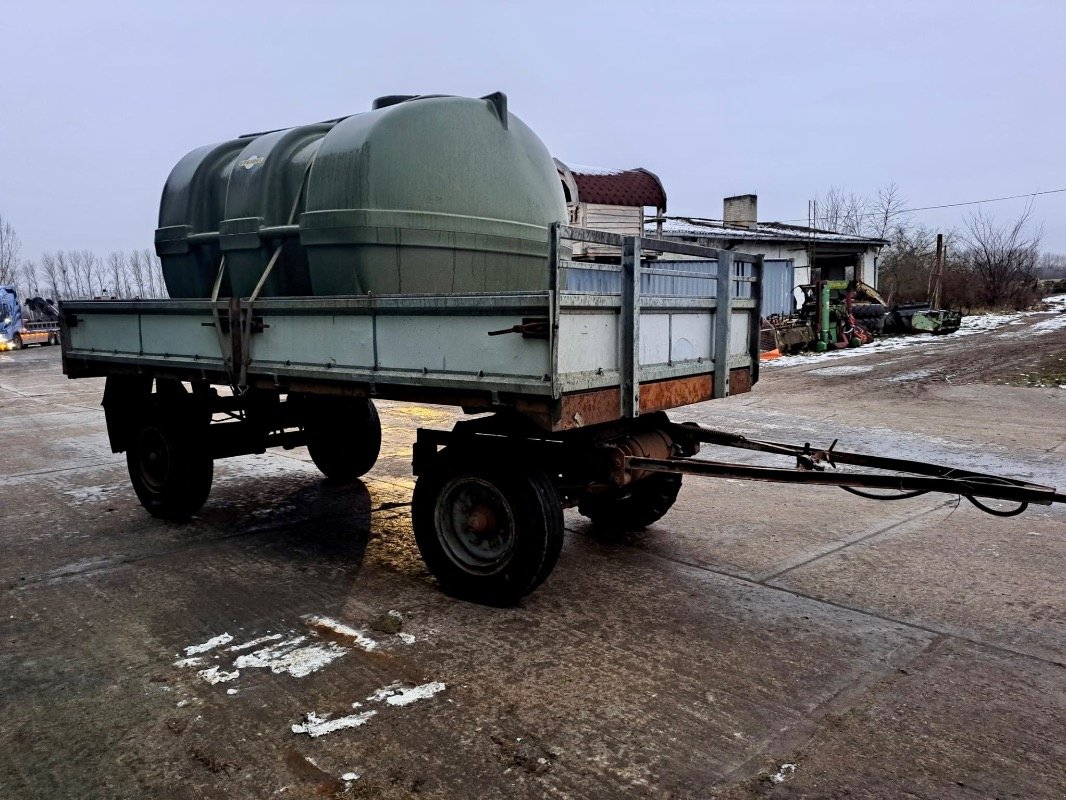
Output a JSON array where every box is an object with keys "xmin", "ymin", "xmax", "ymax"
[
  {"xmin": 649, "ymin": 216, "xmax": 887, "ymax": 245},
  {"xmin": 556, "ymin": 160, "xmax": 667, "ymax": 209}
]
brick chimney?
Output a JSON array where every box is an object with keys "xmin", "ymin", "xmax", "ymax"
[{"xmin": 723, "ymin": 194, "xmax": 758, "ymax": 229}]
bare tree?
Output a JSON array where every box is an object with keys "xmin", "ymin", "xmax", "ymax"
[
  {"xmin": 106, "ymin": 251, "xmax": 128, "ymax": 297},
  {"xmin": 137, "ymin": 249, "xmax": 156, "ymax": 297},
  {"xmin": 72, "ymin": 249, "xmax": 102, "ymax": 298},
  {"xmin": 960, "ymin": 203, "xmax": 1042, "ymax": 308},
  {"xmin": 127, "ymin": 249, "xmax": 146, "ymax": 298},
  {"xmin": 814, "ymin": 187, "xmax": 867, "ymax": 236},
  {"xmin": 1036, "ymin": 252, "xmax": 1066, "ymax": 279},
  {"xmin": 814, "ymin": 183, "xmax": 907, "ymax": 241},
  {"xmin": 21, "ymin": 259, "xmax": 41, "ymax": 297},
  {"xmin": 143, "ymin": 248, "xmax": 167, "ymax": 298},
  {"xmin": 40, "ymin": 252, "xmax": 62, "ymax": 300},
  {"xmin": 56, "ymin": 251, "xmax": 78, "ymax": 297},
  {"xmin": 0, "ymin": 214, "xmax": 22, "ymax": 286},
  {"xmin": 877, "ymin": 223, "xmax": 939, "ymax": 305},
  {"xmin": 866, "ymin": 183, "xmax": 907, "ymax": 242}
]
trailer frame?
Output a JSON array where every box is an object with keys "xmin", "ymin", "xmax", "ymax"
[{"xmin": 59, "ymin": 226, "xmax": 1063, "ymax": 604}]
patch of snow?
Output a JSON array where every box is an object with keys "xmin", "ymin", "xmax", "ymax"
[
  {"xmin": 770, "ymin": 763, "xmax": 797, "ymax": 784},
  {"xmin": 341, "ymin": 772, "xmax": 360, "ymax": 782},
  {"xmin": 291, "ymin": 710, "xmax": 377, "ymax": 738},
  {"xmin": 233, "ymin": 636, "xmax": 348, "ymax": 678},
  {"xmin": 366, "ymin": 682, "xmax": 404, "ymax": 703},
  {"xmin": 396, "ymin": 633, "xmax": 416, "ymax": 645},
  {"xmin": 370, "ymin": 681, "xmax": 446, "ymax": 707},
  {"xmin": 173, "ymin": 657, "xmax": 204, "ymax": 668},
  {"xmin": 766, "ymin": 303, "xmax": 1061, "ymax": 370},
  {"xmin": 567, "ymin": 164, "xmax": 624, "ymax": 176},
  {"xmin": 184, "ymin": 633, "xmax": 234, "ymax": 656},
  {"xmin": 1028, "ymin": 313, "xmax": 1066, "ymax": 334},
  {"xmin": 226, "ymin": 688, "xmax": 239, "ymax": 695},
  {"xmin": 63, "ymin": 484, "xmax": 123, "ymax": 504},
  {"xmin": 302, "ymin": 614, "xmax": 377, "ymax": 652},
  {"xmin": 214, "ymin": 454, "xmax": 320, "ymax": 483},
  {"xmin": 198, "ymin": 666, "xmax": 240, "ymax": 685},
  {"xmin": 228, "ymin": 633, "xmax": 284, "ymax": 652}
]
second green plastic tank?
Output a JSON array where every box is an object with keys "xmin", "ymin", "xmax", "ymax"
[{"xmin": 156, "ymin": 93, "xmax": 567, "ymax": 298}]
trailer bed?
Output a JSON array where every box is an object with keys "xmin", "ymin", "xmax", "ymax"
[{"xmin": 62, "ymin": 226, "xmax": 763, "ymax": 431}]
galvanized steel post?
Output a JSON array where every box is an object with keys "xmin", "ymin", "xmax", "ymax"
[
  {"xmin": 713, "ymin": 250, "xmax": 734, "ymax": 398},
  {"xmin": 621, "ymin": 236, "xmax": 641, "ymax": 417},
  {"xmin": 749, "ymin": 254, "xmax": 764, "ymax": 385}
]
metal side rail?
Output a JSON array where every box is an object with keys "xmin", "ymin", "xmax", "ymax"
[{"xmin": 623, "ymin": 423, "xmax": 1065, "ymax": 517}]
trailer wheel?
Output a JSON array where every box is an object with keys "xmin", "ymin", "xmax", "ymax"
[
  {"xmin": 12, "ymin": 334, "xmax": 23, "ymax": 350},
  {"xmin": 127, "ymin": 407, "xmax": 213, "ymax": 522},
  {"xmin": 579, "ymin": 472, "xmax": 683, "ymax": 532},
  {"xmin": 412, "ymin": 456, "xmax": 563, "ymax": 605},
  {"xmin": 303, "ymin": 397, "xmax": 381, "ymax": 481}
]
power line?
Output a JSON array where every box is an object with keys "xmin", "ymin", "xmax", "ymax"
[{"xmin": 778, "ymin": 187, "xmax": 1066, "ymax": 224}]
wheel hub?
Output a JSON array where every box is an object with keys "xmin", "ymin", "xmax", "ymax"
[{"xmin": 435, "ymin": 476, "xmax": 516, "ymax": 574}]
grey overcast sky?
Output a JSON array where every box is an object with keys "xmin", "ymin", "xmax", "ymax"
[{"xmin": 2, "ymin": 0, "xmax": 1064, "ymax": 259}]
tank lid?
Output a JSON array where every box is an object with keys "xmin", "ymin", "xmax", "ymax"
[{"xmin": 372, "ymin": 95, "xmax": 418, "ymax": 110}]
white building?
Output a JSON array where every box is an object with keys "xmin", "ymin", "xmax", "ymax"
[
  {"xmin": 554, "ymin": 162, "xmax": 886, "ymax": 316},
  {"xmin": 650, "ymin": 196, "xmax": 887, "ymax": 317}
]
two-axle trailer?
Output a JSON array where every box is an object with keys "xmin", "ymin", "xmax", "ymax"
[{"xmin": 61, "ymin": 225, "xmax": 1064, "ymax": 603}]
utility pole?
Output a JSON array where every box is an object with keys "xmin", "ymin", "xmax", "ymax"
[{"xmin": 929, "ymin": 233, "xmax": 944, "ymax": 309}]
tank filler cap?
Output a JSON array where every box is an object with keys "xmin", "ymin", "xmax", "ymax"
[
  {"xmin": 481, "ymin": 92, "xmax": 508, "ymax": 129},
  {"xmin": 372, "ymin": 95, "xmax": 419, "ymax": 110}
]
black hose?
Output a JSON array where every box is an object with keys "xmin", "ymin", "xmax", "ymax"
[
  {"xmin": 966, "ymin": 496, "xmax": 1028, "ymax": 517},
  {"xmin": 842, "ymin": 484, "xmax": 1029, "ymax": 516},
  {"xmin": 840, "ymin": 487, "xmax": 930, "ymax": 501}
]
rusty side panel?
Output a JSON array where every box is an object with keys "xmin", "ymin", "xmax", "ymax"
[
  {"xmin": 556, "ymin": 386, "xmax": 622, "ymax": 430},
  {"xmin": 640, "ymin": 374, "xmax": 713, "ymax": 413},
  {"xmin": 263, "ymin": 367, "xmax": 749, "ymax": 433},
  {"xmin": 729, "ymin": 367, "xmax": 752, "ymax": 396},
  {"xmin": 555, "ymin": 372, "xmax": 721, "ymax": 430}
]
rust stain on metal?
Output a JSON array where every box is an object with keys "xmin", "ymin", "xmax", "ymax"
[
  {"xmin": 556, "ymin": 374, "xmax": 716, "ymax": 430},
  {"xmin": 729, "ymin": 368, "xmax": 752, "ymax": 396},
  {"xmin": 557, "ymin": 387, "xmax": 621, "ymax": 430},
  {"xmin": 641, "ymin": 374, "xmax": 713, "ymax": 412}
]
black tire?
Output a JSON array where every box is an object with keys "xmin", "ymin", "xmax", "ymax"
[
  {"xmin": 303, "ymin": 397, "xmax": 381, "ymax": 481},
  {"xmin": 12, "ymin": 334, "xmax": 23, "ymax": 350},
  {"xmin": 853, "ymin": 303, "xmax": 886, "ymax": 319},
  {"xmin": 412, "ymin": 455, "xmax": 564, "ymax": 605},
  {"xmin": 578, "ymin": 472, "xmax": 682, "ymax": 532},
  {"xmin": 127, "ymin": 406, "xmax": 213, "ymax": 521},
  {"xmin": 861, "ymin": 316, "xmax": 885, "ymax": 335}
]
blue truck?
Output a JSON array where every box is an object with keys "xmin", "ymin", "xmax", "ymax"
[{"xmin": 0, "ymin": 286, "xmax": 61, "ymax": 351}]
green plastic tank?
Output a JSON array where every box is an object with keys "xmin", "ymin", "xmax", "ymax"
[{"xmin": 156, "ymin": 93, "xmax": 567, "ymax": 298}]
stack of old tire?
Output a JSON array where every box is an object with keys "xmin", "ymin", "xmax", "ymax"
[{"xmin": 853, "ymin": 302, "xmax": 888, "ymax": 334}]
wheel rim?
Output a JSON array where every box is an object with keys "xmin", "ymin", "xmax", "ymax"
[
  {"xmin": 136, "ymin": 427, "xmax": 172, "ymax": 492},
  {"xmin": 434, "ymin": 476, "xmax": 516, "ymax": 574}
]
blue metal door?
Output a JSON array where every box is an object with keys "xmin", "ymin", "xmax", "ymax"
[{"xmin": 760, "ymin": 259, "xmax": 794, "ymax": 317}]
